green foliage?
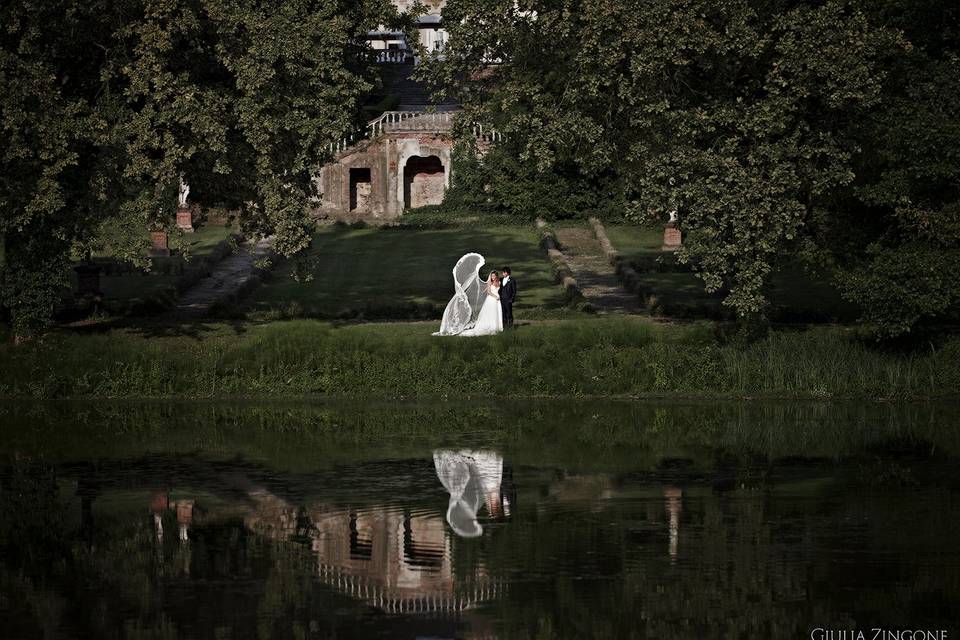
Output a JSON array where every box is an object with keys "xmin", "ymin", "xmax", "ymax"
[
  {"xmin": 397, "ymin": 205, "xmax": 523, "ymax": 228},
  {"xmin": 441, "ymin": 140, "xmax": 624, "ymax": 220},
  {"xmin": 0, "ymin": 234, "xmax": 71, "ymax": 338},
  {"xmin": 1, "ymin": 0, "xmax": 396, "ymax": 337},
  {"xmin": 428, "ymin": 0, "xmax": 959, "ymax": 332},
  {"xmin": 837, "ymin": 236, "xmax": 960, "ymax": 336},
  {"xmin": 834, "ymin": 6, "xmax": 960, "ymax": 335}
]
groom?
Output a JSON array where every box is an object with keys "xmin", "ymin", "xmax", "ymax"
[{"xmin": 500, "ymin": 267, "xmax": 517, "ymax": 328}]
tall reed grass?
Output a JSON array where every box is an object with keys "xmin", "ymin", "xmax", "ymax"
[
  {"xmin": 0, "ymin": 318, "xmax": 957, "ymax": 400},
  {"xmin": 3, "ymin": 399, "xmax": 958, "ymax": 472}
]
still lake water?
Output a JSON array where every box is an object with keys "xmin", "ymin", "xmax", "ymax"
[{"xmin": 0, "ymin": 400, "xmax": 958, "ymax": 639}]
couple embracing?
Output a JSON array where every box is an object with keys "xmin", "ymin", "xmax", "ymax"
[{"xmin": 433, "ymin": 254, "xmax": 517, "ymax": 337}]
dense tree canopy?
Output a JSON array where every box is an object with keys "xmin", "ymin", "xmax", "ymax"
[
  {"xmin": 428, "ymin": 0, "xmax": 959, "ymax": 333},
  {"xmin": 834, "ymin": 0, "xmax": 960, "ymax": 335},
  {"xmin": 1, "ymin": 0, "xmax": 396, "ymax": 337},
  {"xmin": 4, "ymin": 0, "xmax": 958, "ymax": 337}
]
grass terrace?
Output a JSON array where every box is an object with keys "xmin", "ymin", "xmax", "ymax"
[
  {"xmin": 603, "ymin": 224, "xmax": 857, "ymax": 322},
  {"xmin": 76, "ymin": 225, "xmax": 240, "ymax": 314},
  {"xmin": 245, "ymin": 223, "xmax": 570, "ymax": 320}
]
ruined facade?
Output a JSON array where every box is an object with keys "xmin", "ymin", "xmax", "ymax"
[
  {"xmin": 315, "ymin": 0, "xmax": 459, "ymax": 220},
  {"xmin": 316, "ymin": 125, "xmax": 452, "ymax": 220}
]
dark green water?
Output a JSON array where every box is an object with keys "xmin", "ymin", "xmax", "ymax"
[{"xmin": 1, "ymin": 400, "xmax": 958, "ymax": 639}]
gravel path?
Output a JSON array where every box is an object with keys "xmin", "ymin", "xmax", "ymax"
[{"xmin": 554, "ymin": 227, "xmax": 640, "ymax": 314}]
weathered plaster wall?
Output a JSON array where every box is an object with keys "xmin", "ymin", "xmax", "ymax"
[
  {"xmin": 316, "ymin": 133, "xmax": 452, "ymax": 220},
  {"xmin": 406, "ymin": 156, "xmax": 446, "ymax": 208}
]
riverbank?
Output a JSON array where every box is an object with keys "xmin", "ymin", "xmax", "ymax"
[
  {"xmin": 1, "ymin": 317, "xmax": 957, "ymax": 400},
  {"xmin": 3, "ymin": 397, "xmax": 960, "ymax": 473}
]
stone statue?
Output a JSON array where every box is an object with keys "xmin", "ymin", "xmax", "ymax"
[
  {"xmin": 668, "ymin": 209, "xmax": 678, "ymax": 224},
  {"xmin": 178, "ymin": 177, "xmax": 190, "ymax": 208}
]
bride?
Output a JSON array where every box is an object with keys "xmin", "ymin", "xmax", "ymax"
[
  {"xmin": 433, "ymin": 253, "xmax": 504, "ymax": 337},
  {"xmin": 461, "ymin": 270, "xmax": 503, "ymax": 336}
]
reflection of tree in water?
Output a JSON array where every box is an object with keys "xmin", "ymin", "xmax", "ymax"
[
  {"xmin": 480, "ymin": 479, "xmax": 960, "ymax": 638},
  {"xmin": 2, "ymin": 453, "xmax": 959, "ymax": 638}
]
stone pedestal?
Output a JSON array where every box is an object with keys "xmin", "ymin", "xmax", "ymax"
[
  {"xmin": 150, "ymin": 230, "xmax": 171, "ymax": 257},
  {"xmin": 176, "ymin": 206, "xmax": 194, "ymax": 232},
  {"xmin": 662, "ymin": 225, "xmax": 682, "ymax": 251},
  {"xmin": 74, "ymin": 263, "xmax": 102, "ymax": 297}
]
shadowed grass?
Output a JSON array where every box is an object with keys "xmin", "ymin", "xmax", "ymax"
[
  {"xmin": 1, "ymin": 317, "xmax": 957, "ymax": 400},
  {"xmin": 603, "ymin": 225, "xmax": 858, "ymax": 322},
  {"xmin": 81, "ymin": 225, "xmax": 241, "ymax": 308},
  {"xmin": 602, "ymin": 224, "xmax": 664, "ymax": 256},
  {"xmin": 246, "ymin": 224, "xmax": 566, "ymax": 320}
]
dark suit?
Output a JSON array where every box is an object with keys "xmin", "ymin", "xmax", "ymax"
[{"xmin": 500, "ymin": 277, "xmax": 517, "ymax": 328}]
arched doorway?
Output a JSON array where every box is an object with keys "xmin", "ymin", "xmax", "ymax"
[{"xmin": 403, "ymin": 155, "xmax": 445, "ymax": 209}]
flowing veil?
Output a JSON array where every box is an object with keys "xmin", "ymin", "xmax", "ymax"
[
  {"xmin": 433, "ymin": 253, "xmax": 488, "ymax": 336},
  {"xmin": 433, "ymin": 450, "xmax": 484, "ymax": 538}
]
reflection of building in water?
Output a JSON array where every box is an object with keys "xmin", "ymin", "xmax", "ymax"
[
  {"xmin": 148, "ymin": 491, "xmax": 197, "ymax": 575},
  {"xmin": 150, "ymin": 492, "xmax": 168, "ymax": 543},
  {"xmin": 539, "ymin": 473, "xmax": 684, "ymax": 561},
  {"xmin": 239, "ymin": 456, "xmax": 507, "ymax": 615},
  {"xmin": 310, "ymin": 509, "xmax": 502, "ymax": 614},
  {"xmin": 149, "ymin": 492, "xmax": 197, "ymax": 546}
]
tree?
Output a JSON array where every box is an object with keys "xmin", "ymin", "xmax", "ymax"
[
  {"xmin": 1, "ymin": 0, "xmax": 396, "ymax": 338},
  {"xmin": 835, "ymin": 0, "xmax": 960, "ymax": 336},
  {"xmin": 427, "ymin": 0, "xmax": 904, "ymax": 322}
]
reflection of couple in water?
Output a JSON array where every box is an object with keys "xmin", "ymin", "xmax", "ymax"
[{"xmin": 433, "ymin": 450, "xmax": 510, "ymax": 538}]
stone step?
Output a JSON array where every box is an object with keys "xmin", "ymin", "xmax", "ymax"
[
  {"xmin": 554, "ymin": 226, "xmax": 640, "ymax": 314},
  {"xmin": 384, "ymin": 66, "xmax": 458, "ymax": 110}
]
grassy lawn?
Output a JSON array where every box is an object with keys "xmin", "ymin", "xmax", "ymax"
[
  {"xmin": 603, "ymin": 224, "xmax": 664, "ymax": 256},
  {"xmin": 247, "ymin": 224, "xmax": 567, "ymax": 319},
  {"xmin": 603, "ymin": 224, "xmax": 857, "ymax": 321},
  {"xmin": 92, "ymin": 225, "xmax": 238, "ymax": 304},
  {"xmin": 2, "ymin": 317, "xmax": 958, "ymax": 400},
  {"xmin": 171, "ymin": 224, "xmax": 237, "ymax": 260}
]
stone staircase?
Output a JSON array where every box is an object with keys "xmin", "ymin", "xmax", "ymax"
[
  {"xmin": 554, "ymin": 226, "xmax": 640, "ymax": 314},
  {"xmin": 171, "ymin": 236, "xmax": 275, "ymax": 318},
  {"xmin": 329, "ymin": 110, "xmax": 501, "ymax": 156},
  {"xmin": 385, "ymin": 64, "xmax": 458, "ymax": 111}
]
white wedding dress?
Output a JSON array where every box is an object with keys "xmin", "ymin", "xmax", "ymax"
[
  {"xmin": 433, "ymin": 449, "xmax": 505, "ymax": 538},
  {"xmin": 433, "ymin": 253, "xmax": 503, "ymax": 337},
  {"xmin": 460, "ymin": 285, "xmax": 503, "ymax": 337}
]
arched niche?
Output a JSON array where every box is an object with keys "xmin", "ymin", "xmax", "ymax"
[{"xmin": 403, "ymin": 155, "xmax": 446, "ymax": 209}]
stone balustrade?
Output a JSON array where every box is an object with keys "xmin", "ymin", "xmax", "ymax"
[
  {"xmin": 375, "ymin": 50, "xmax": 409, "ymax": 64},
  {"xmin": 327, "ymin": 111, "xmax": 501, "ymax": 155}
]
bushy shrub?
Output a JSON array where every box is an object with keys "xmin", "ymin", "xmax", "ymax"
[
  {"xmin": 837, "ymin": 241, "xmax": 960, "ymax": 337},
  {"xmin": 439, "ymin": 140, "xmax": 626, "ymax": 222}
]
